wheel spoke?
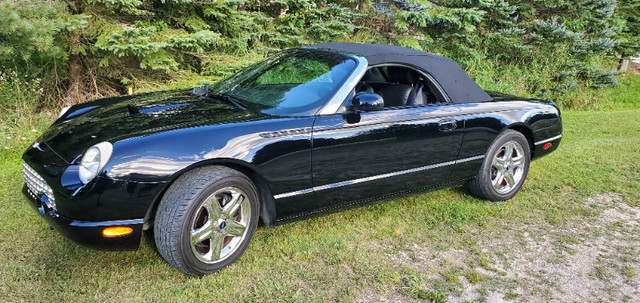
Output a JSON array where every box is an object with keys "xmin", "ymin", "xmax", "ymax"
[
  {"xmin": 203, "ymin": 195, "xmax": 222, "ymax": 219},
  {"xmin": 504, "ymin": 142, "xmax": 514, "ymax": 161},
  {"xmin": 191, "ymin": 221, "xmax": 213, "ymax": 245},
  {"xmin": 492, "ymin": 171, "xmax": 504, "ymax": 190},
  {"xmin": 504, "ymin": 171, "xmax": 516, "ymax": 188},
  {"xmin": 512, "ymin": 155, "xmax": 525, "ymax": 167},
  {"xmin": 492, "ymin": 157, "xmax": 506, "ymax": 170},
  {"xmin": 222, "ymin": 191, "xmax": 244, "ymax": 216},
  {"xmin": 210, "ymin": 232, "xmax": 225, "ymax": 261},
  {"xmin": 225, "ymin": 220, "xmax": 247, "ymax": 237}
]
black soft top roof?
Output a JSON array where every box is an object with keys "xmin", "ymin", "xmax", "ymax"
[{"xmin": 304, "ymin": 42, "xmax": 492, "ymax": 104}]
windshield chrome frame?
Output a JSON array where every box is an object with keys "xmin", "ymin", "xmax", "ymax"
[{"xmin": 315, "ymin": 54, "xmax": 368, "ymax": 116}]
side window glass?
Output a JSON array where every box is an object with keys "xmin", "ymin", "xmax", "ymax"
[{"xmin": 356, "ymin": 66, "xmax": 443, "ymax": 108}]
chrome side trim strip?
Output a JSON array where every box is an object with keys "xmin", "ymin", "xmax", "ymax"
[
  {"xmin": 272, "ymin": 188, "xmax": 314, "ymax": 200},
  {"xmin": 534, "ymin": 134, "xmax": 562, "ymax": 145},
  {"xmin": 316, "ymin": 55, "xmax": 369, "ymax": 116},
  {"xmin": 273, "ymin": 155, "xmax": 485, "ymax": 199},
  {"xmin": 455, "ymin": 154, "xmax": 485, "ymax": 163},
  {"xmin": 69, "ymin": 219, "xmax": 144, "ymax": 227},
  {"xmin": 312, "ymin": 159, "xmax": 457, "ymax": 192}
]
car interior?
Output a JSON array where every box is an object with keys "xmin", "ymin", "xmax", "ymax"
[{"xmin": 356, "ymin": 66, "xmax": 442, "ymax": 107}]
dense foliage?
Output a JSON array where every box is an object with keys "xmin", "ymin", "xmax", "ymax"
[{"xmin": 1, "ymin": 0, "xmax": 639, "ymax": 110}]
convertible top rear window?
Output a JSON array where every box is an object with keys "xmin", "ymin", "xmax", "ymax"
[{"xmin": 210, "ymin": 50, "xmax": 356, "ymax": 116}]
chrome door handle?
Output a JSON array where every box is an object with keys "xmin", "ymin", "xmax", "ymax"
[{"xmin": 438, "ymin": 119, "xmax": 457, "ymax": 131}]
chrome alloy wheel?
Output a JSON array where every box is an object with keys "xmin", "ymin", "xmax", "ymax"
[
  {"xmin": 190, "ymin": 187, "xmax": 251, "ymax": 264},
  {"xmin": 490, "ymin": 140, "xmax": 526, "ymax": 194}
]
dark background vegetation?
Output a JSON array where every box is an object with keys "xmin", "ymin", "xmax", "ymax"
[{"xmin": 1, "ymin": 0, "xmax": 639, "ymax": 113}]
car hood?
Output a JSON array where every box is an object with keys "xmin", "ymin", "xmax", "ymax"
[{"xmin": 41, "ymin": 89, "xmax": 271, "ymax": 163}]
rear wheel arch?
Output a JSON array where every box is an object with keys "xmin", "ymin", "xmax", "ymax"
[
  {"xmin": 507, "ymin": 124, "xmax": 535, "ymax": 158},
  {"xmin": 144, "ymin": 160, "xmax": 277, "ymax": 231}
]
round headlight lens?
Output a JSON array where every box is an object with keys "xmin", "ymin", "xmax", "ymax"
[{"xmin": 79, "ymin": 142, "xmax": 113, "ymax": 184}]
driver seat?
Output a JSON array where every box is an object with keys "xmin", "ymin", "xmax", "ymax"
[{"xmin": 377, "ymin": 67, "xmax": 421, "ymax": 107}]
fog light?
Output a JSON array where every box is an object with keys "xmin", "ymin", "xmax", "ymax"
[{"xmin": 102, "ymin": 227, "xmax": 133, "ymax": 238}]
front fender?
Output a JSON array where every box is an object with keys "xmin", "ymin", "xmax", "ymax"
[{"xmin": 103, "ymin": 116, "xmax": 315, "ymax": 196}]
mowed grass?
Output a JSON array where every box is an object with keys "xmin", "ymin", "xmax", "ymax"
[
  {"xmin": 1, "ymin": 105, "xmax": 639, "ymax": 300},
  {"xmin": 601, "ymin": 74, "xmax": 640, "ymax": 110}
]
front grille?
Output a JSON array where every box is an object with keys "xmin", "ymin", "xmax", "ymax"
[{"xmin": 22, "ymin": 162, "xmax": 55, "ymax": 202}]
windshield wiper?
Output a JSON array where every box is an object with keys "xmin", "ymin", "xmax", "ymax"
[
  {"xmin": 210, "ymin": 94, "xmax": 247, "ymax": 111},
  {"xmin": 193, "ymin": 86, "xmax": 247, "ymax": 111}
]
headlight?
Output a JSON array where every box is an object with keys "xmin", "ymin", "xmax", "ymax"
[
  {"xmin": 57, "ymin": 106, "xmax": 71, "ymax": 118},
  {"xmin": 79, "ymin": 142, "xmax": 113, "ymax": 184}
]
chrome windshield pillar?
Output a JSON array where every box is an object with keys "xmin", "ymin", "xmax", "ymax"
[{"xmin": 316, "ymin": 55, "xmax": 368, "ymax": 116}]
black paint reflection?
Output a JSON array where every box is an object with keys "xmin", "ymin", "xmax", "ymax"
[{"xmin": 312, "ymin": 105, "xmax": 463, "ymax": 208}]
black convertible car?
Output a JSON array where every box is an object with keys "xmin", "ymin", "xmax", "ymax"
[{"xmin": 22, "ymin": 43, "xmax": 562, "ymax": 275}]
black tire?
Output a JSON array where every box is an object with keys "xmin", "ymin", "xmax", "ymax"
[
  {"xmin": 468, "ymin": 129, "xmax": 531, "ymax": 201},
  {"xmin": 154, "ymin": 166, "xmax": 259, "ymax": 276}
]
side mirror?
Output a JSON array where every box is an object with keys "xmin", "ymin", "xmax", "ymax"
[{"xmin": 352, "ymin": 93, "xmax": 384, "ymax": 112}]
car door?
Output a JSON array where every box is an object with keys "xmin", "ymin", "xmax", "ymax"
[{"xmin": 311, "ymin": 103, "xmax": 463, "ymax": 209}]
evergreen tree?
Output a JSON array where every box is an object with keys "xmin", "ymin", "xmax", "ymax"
[
  {"xmin": 0, "ymin": 0, "xmax": 85, "ymax": 107},
  {"xmin": 367, "ymin": 0, "xmax": 625, "ymax": 98},
  {"xmin": 614, "ymin": 0, "xmax": 640, "ymax": 58},
  {"xmin": 55, "ymin": 0, "xmax": 360, "ymax": 105},
  {"xmin": 1, "ymin": 0, "xmax": 635, "ymax": 108}
]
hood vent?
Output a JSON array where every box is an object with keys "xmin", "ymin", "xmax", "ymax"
[{"xmin": 128, "ymin": 103, "xmax": 192, "ymax": 115}]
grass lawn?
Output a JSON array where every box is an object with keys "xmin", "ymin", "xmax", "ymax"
[{"xmin": 1, "ymin": 92, "xmax": 639, "ymax": 301}]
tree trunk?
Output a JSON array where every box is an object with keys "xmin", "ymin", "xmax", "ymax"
[
  {"xmin": 62, "ymin": 0, "xmax": 87, "ymax": 107},
  {"xmin": 619, "ymin": 58, "xmax": 630, "ymax": 71},
  {"xmin": 64, "ymin": 32, "xmax": 85, "ymax": 107}
]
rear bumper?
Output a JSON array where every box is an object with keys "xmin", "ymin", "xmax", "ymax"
[
  {"xmin": 533, "ymin": 134, "xmax": 562, "ymax": 159},
  {"xmin": 23, "ymin": 185, "xmax": 143, "ymax": 250}
]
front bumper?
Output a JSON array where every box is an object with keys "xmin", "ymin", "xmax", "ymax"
[{"xmin": 23, "ymin": 185, "xmax": 143, "ymax": 250}]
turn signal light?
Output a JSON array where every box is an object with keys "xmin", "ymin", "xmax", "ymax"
[{"xmin": 102, "ymin": 226, "xmax": 133, "ymax": 238}]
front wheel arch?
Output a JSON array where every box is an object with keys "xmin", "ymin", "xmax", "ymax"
[
  {"xmin": 143, "ymin": 160, "xmax": 277, "ymax": 231},
  {"xmin": 154, "ymin": 165, "xmax": 260, "ymax": 275}
]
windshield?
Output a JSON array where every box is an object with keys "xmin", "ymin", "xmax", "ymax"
[{"xmin": 209, "ymin": 49, "xmax": 357, "ymax": 116}]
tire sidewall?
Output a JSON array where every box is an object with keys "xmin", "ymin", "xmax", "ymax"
[
  {"xmin": 480, "ymin": 130, "xmax": 531, "ymax": 201},
  {"xmin": 178, "ymin": 173, "xmax": 259, "ymax": 275}
]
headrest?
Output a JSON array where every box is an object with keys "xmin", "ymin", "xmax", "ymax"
[
  {"xmin": 362, "ymin": 68, "xmax": 387, "ymax": 82},
  {"xmin": 386, "ymin": 67, "xmax": 419, "ymax": 85},
  {"xmin": 362, "ymin": 70, "xmax": 371, "ymax": 81}
]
